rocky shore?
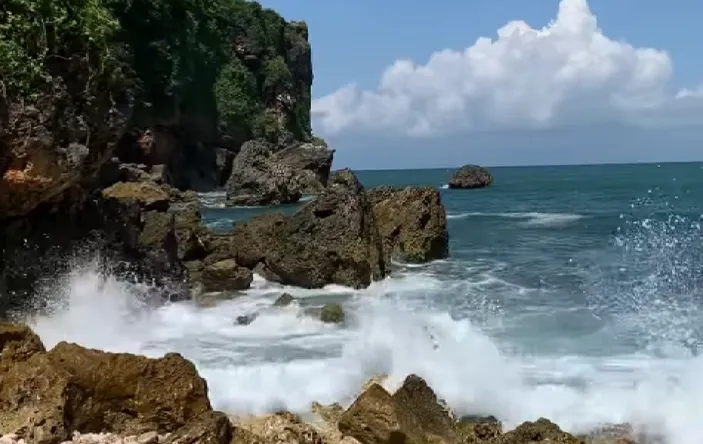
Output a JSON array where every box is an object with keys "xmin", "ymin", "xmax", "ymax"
[{"xmin": 0, "ymin": 322, "xmax": 647, "ymax": 444}]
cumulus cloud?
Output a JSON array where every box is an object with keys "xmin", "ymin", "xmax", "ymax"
[{"xmin": 312, "ymin": 0, "xmax": 700, "ymax": 137}]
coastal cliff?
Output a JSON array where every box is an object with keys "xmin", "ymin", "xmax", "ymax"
[{"xmin": 0, "ymin": 0, "xmax": 330, "ymax": 311}]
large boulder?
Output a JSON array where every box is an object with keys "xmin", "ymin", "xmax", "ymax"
[
  {"xmin": 448, "ymin": 165, "xmax": 493, "ymax": 189},
  {"xmin": 227, "ymin": 169, "xmax": 386, "ymax": 288},
  {"xmin": 225, "ymin": 140, "xmax": 301, "ymax": 206},
  {"xmin": 0, "ymin": 340, "xmax": 214, "ymax": 444},
  {"xmin": 0, "ymin": 323, "xmax": 45, "ymax": 365},
  {"xmin": 274, "ymin": 140, "xmax": 334, "ymax": 195},
  {"xmin": 225, "ymin": 139, "xmax": 334, "ymax": 206},
  {"xmin": 368, "ymin": 186, "xmax": 449, "ymax": 263}
]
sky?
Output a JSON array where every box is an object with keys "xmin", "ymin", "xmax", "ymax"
[{"xmin": 259, "ymin": 0, "xmax": 703, "ymax": 169}]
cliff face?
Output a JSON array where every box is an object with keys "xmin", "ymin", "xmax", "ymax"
[
  {"xmin": 0, "ymin": 0, "xmax": 324, "ymax": 310},
  {"xmin": 110, "ymin": 0, "xmax": 315, "ymax": 191}
]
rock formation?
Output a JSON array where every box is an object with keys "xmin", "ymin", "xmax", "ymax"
[
  {"xmin": 368, "ymin": 186, "xmax": 449, "ymax": 263},
  {"xmin": 220, "ymin": 169, "xmax": 387, "ymax": 288},
  {"xmin": 448, "ymin": 165, "xmax": 493, "ymax": 189},
  {"xmin": 225, "ymin": 139, "xmax": 333, "ymax": 206},
  {"xmin": 0, "ymin": 322, "xmax": 648, "ymax": 444}
]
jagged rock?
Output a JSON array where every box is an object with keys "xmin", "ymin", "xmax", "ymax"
[
  {"xmin": 491, "ymin": 418, "xmax": 585, "ymax": 444},
  {"xmin": 338, "ymin": 374, "xmax": 458, "ymax": 444},
  {"xmin": 0, "ymin": 341, "xmax": 212, "ymax": 444},
  {"xmin": 455, "ymin": 416, "xmax": 502, "ymax": 444},
  {"xmin": 0, "ymin": 323, "xmax": 45, "ymax": 364},
  {"xmin": 320, "ymin": 303, "xmax": 345, "ymax": 324},
  {"xmin": 448, "ymin": 165, "xmax": 493, "ymax": 189},
  {"xmin": 226, "ymin": 169, "xmax": 386, "ymax": 288},
  {"xmin": 274, "ymin": 140, "xmax": 334, "ymax": 195},
  {"xmin": 368, "ymin": 186, "xmax": 449, "ymax": 263},
  {"xmin": 200, "ymin": 259, "xmax": 253, "ymax": 292},
  {"xmin": 235, "ymin": 412, "xmax": 323, "ymax": 444},
  {"xmin": 162, "ymin": 411, "xmax": 232, "ymax": 444},
  {"xmin": 225, "ymin": 140, "xmax": 301, "ymax": 206},
  {"xmin": 225, "ymin": 139, "xmax": 334, "ymax": 206},
  {"xmin": 273, "ymin": 293, "xmax": 296, "ymax": 307}
]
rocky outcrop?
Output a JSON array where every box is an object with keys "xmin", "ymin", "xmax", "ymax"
[
  {"xmin": 0, "ymin": 324, "xmax": 220, "ymax": 444},
  {"xmin": 368, "ymin": 186, "xmax": 449, "ymax": 263},
  {"xmin": 224, "ymin": 169, "xmax": 386, "ymax": 288},
  {"xmin": 448, "ymin": 165, "xmax": 493, "ymax": 189},
  {"xmin": 225, "ymin": 139, "xmax": 333, "ymax": 206}
]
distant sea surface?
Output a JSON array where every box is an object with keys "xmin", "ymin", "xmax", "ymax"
[{"xmin": 30, "ymin": 162, "xmax": 703, "ymax": 444}]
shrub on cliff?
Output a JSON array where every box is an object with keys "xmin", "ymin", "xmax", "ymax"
[{"xmin": 1, "ymin": 0, "xmax": 313, "ymax": 146}]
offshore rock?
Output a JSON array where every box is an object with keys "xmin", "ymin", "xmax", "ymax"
[{"xmin": 448, "ymin": 165, "xmax": 493, "ymax": 189}]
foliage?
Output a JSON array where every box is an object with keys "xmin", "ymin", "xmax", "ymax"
[
  {"xmin": 0, "ymin": 0, "xmax": 313, "ymax": 144},
  {"xmin": 0, "ymin": 0, "xmax": 120, "ymax": 100}
]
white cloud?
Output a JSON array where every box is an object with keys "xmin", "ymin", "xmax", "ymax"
[{"xmin": 311, "ymin": 0, "xmax": 701, "ymax": 137}]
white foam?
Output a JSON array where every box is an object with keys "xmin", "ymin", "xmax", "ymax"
[
  {"xmin": 24, "ymin": 262, "xmax": 703, "ymax": 444},
  {"xmin": 447, "ymin": 211, "xmax": 585, "ymax": 227}
]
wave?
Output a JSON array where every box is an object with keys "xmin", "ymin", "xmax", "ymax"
[
  {"xmin": 447, "ymin": 211, "xmax": 585, "ymax": 227},
  {"xmin": 16, "ymin": 258, "xmax": 703, "ymax": 444}
]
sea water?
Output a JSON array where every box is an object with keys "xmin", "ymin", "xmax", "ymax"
[{"xmin": 25, "ymin": 162, "xmax": 703, "ymax": 444}]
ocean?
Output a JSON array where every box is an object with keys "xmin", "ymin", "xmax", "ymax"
[{"xmin": 26, "ymin": 162, "xmax": 703, "ymax": 443}]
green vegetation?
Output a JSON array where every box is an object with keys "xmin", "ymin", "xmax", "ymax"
[{"xmin": 0, "ymin": 0, "xmax": 312, "ymax": 144}]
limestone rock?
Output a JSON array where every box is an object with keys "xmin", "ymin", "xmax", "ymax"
[
  {"xmin": 368, "ymin": 186, "xmax": 449, "ymax": 263},
  {"xmin": 491, "ymin": 418, "xmax": 585, "ymax": 444},
  {"xmin": 101, "ymin": 182, "xmax": 170, "ymax": 211},
  {"xmin": 338, "ymin": 374, "xmax": 459, "ymax": 444},
  {"xmin": 162, "ymin": 411, "xmax": 232, "ymax": 444},
  {"xmin": 447, "ymin": 165, "xmax": 492, "ymax": 189},
  {"xmin": 0, "ymin": 322, "xmax": 45, "ymax": 364},
  {"xmin": 201, "ymin": 259, "xmax": 253, "ymax": 292},
  {"xmin": 228, "ymin": 169, "xmax": 386, "ymax": 288},
  {"xmin": 0, "ymin": 342, "xmax": 212, "ymax": 443}
]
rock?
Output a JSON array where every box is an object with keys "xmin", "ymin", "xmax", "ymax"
[
  {"xmin": 455, "ymin": 416, "xmax": 502, "ymax": 444},
  {"xmin": 273, "ymin": 293, "xmax": 296, "ymax": 307},
  {"xmin": 235, "ymin": 314, "xmax": 258, "ymax": 326},
  {"xmin": 367, "ymin": 186, "xmax": 449, "ymax": 263},
  {"xmin": 235, "ymin": 412, "xmax": 323, "ymax": 444},
  {"xmin": 225, "ymin": 140, "xmax": 301, "ymax": 206},
  {"xmin": 491, "ymin": 418, "xmax": 585, "ymax": 444},
  {"xmin": 448, "ymin": 165, "xmax": 493, "ymax": 189},
  {"xmin": 229, "ymin": 169, "xmax": 386, "ymax": 288},
  {"xmin": 274, "ymin": 140, "xmax": 334, "ymax": 195},
  {"xmin": 200, "ymin": 259, "xmax": 253, "ymax": 292},
  {"xmin": 162, "ymin": 411, "xmax": 233, "ymax": 444},
  {"xmin": 0, "ymin": 322, "xmax": 45, "ymax": 364},
  {"xmin": 0, "ymin": 340, "xmax": 212, "ymax": 443},
  {"xmin": 338, "ymin": 374, "xmax": 458, "ymax": 444},
  {"xmin": 224, "ymin": 139, "xmax": 334, "ymax": 207},
  {"xmin": 101, "ymin": 181, "xmax": 170, "ymax": 211},
  {"xmin": 320, "ymin": 303, "xmax": 345, "ymax": 324}
]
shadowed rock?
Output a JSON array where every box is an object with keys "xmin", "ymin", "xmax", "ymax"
[
  {"xmin": 368, "ymin": 186, "xmax": 449, "ymax": 263},
  {"xmin": 448, "ymin": 165, "xmax": 493, "ymax": 189}
]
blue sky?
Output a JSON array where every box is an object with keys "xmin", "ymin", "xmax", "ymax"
[{"xmin": 260, "ymin": 0, "xmax": 703, "ymax": 169}]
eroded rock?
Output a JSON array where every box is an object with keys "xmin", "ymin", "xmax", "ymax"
[
  {"xmin": 201, "ymin": 259, "xmax": 253, "ymax": 292},
  {"xmin": 368, "ymin": 186, "xmax": 448, "ymax": 263}
]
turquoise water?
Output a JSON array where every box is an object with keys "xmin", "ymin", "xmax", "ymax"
[{"xmin": 32, "ymin": 162, "xmax": 703, "ymax": 443}]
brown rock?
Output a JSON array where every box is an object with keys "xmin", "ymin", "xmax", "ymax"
[
  {"xmin": 0, "ymin": 341, "xmax": 212, "ymax": 443},
  {"xmin": 236, "ymin": 412, "xmax": 323, "ymax": 444},
  {"xmin": 102, "ymin": 182, "xmax": 170, "ymax": 211},
  {"xmin": 368, "ymin": 187, "xmax": 449, "ymax": 263},
  {"xmin": 492, "ymin": 418, "xmax": 585, "ymax": 444},
  {"xmin": 230, "ymin": 169, "xmax": 386, "ymax": 289},
  {"xmin": 455, "ymin": 416, "xmax": 502, "ymax": 444},
  {"xmin": 162, "ymin": 411, "xmax": 233, "ymax": 444},
  {"xmin": 201, "ymin": 259, "xmax": 253, "ymax": 292},
  {"xmin": 0, "ymin": 322, "xmax": 45, "ymax": 364},
  {"xmin": 338, "ymin": 374, "xmax": 457, "ymax": 444}
]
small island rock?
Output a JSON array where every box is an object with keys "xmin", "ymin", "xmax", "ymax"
[{"xmin": 448, "ymin": 165, "xmax": 493, "ymax": 189}]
